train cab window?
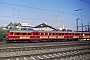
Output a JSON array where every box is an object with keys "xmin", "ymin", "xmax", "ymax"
[
  {"xmin": 28, "ymin": 33, "xmax": 31, "ymax": 35},
  {"xmin": 16, "ymin": 32, "xmax": 20, "ymax": 35},
  {"xmin": 11, "ymin": 32, "xmax": 14, "ymax": 35},
  {"xmin": 22, "ymin": 33, "xmax": 26, "ymax": 36},
  {"xmin": 9, "ymin": 32, "xmax": 13, "ymax": 35}
]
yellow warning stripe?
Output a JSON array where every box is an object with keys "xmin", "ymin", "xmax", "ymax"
[
  {"xmin": 40, "ymin": 36, "xmax": 48, "ymax": 38},
  {"xmin": 49, "ymin": 36, "xmax": 56, "ymax": 38},
  {"xmin": 20, "ymin": 36, "xmax": 30, "ymax": 39},
  {"xmin": 58, "ymin": 36, "xmax": 64, "ymax": 38}
]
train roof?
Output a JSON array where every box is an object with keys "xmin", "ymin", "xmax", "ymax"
[{"xmin": 9, "ymin": 30, "xmax": 90, "ymax": 34}]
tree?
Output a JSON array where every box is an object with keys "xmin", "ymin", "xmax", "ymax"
[
  {"xmin": 0, "ymin": 28, "xmax": 8, "ymax": 42},
  {"xmin": 8, "ymin": 22, "xmax": 18, "ymax": 30}
]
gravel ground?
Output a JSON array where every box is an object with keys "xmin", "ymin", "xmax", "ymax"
[{"xmin": 0, "ymin": 45, "xmax": 89, "ymax": 57}]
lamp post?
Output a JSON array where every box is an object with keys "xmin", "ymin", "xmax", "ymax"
[
  {"xmin": 76, "ymin": 18, "xmax": 80, "ymax": 32},
  {"xmin": 75, "ymin": 9, "xmax": 83, "ymax": 36}
]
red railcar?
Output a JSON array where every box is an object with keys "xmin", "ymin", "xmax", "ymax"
[{"xmin": 6, "ymin": 30, "xmax": 90, "ymax": 42}]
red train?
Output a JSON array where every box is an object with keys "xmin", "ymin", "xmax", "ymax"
[{"xmin": 6, "ymin": 30, "xmax": 90, "ymax": 42}]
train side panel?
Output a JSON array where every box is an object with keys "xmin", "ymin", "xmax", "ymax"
[{"xmin": 6, "ymin": 30, "xmax": 90, "ymax": 42}]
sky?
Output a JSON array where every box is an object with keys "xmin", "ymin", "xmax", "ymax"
[{"xmin": 0, "ymin": 0, "xmax": 90, "ymax": 31}]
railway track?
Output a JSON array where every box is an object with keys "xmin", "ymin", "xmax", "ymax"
[
  {"xmin": 0, "ymin": 43, "xmax": 90, "ymax": 52},
  {"xmin": 0, "ymin": 48, "xmax": 90, "ymax": 60},
  {"xmin": 0, "ymin": 41, "xmax": 89, "ymax": 48},
  {"xmin": 0, "ymin": 41, "xmax": 90, "ymax": 60}
]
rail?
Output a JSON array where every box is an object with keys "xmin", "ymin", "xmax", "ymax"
[{"xmin": 0, "ymin": 48, "xmax": 90, "ymax": 60}]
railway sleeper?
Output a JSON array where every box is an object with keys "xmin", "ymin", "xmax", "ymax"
[
  {"xmin": 0, "ymin": 48, "xmax": 90, "ymax": 60},
  {"xmin": 0, "ymin": 43, "xmax": 90, "ymax": 52}
]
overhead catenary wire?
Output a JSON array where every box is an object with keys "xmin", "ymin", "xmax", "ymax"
[
  {"xmin": 0, "ymin": 1, "xmax": 89, "ymax": 19},
  {"xmin": 0, "ymin": 1, "xmax": 90, "ymax": 31},
  {"xmin": 80, "ymin": 0, "xmax": 90, "ymax": 4}
]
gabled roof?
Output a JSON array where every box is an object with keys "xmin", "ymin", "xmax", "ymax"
[
  {"xmin": 34, "ymin": 23, "xmax": 57, "ymax": 30},
  {"xmin": 14, "ymin": 23, "xmax": 21, "ymax": 26},
  {"xmin": 7, "ymin": 22, "xmax": 21, "ymax": 26},
  {"xmin": 7, "ymin": 22, "xmax": 31, "ymax": 27}
]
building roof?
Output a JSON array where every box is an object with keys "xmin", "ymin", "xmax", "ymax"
[
  {"xmin": 7, "ymin": 22, "xmax": 20, "ymax": 26},
  {"xmin": 20, "ymin": 23, "xmax": 31, "ymax": 27},
  {"xmin": 34, "ymin": 23, "xmax": 57, "ymax": 30},
  {"xmin": 14, "ymin": 23, "xmax": 21, "ymax": 26}
]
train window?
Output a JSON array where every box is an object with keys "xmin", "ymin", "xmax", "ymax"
[
  {"xmin": 40, "ymin": 33, "xmax": 43, "ymax": 36},
  {"xmin": 75, "ymin": 33, "xmax": 80, "ymax": 35},
  {"xmin": 81, "ymin": 34, "xmax": 83, "ymax": 35},
  {"xmin": 16, "ymin": 32, "xmax": 20, "ymax": 35},
  {"xmin": 62, "ymin": 33, "xmax": 64, "ymax": 36},
  {"xmin": 56, "ymin": 33, "xmax": 58, "ymax": 35},
  {"xmin": 22, "ymin": 33, "xmax": 26, "ymax": 36},
  {"xmin": 52, "ymin": 33, "xmax": 54, "ymax": 35},
  {"xmin": 12, "ymin": 32, "xmax": 14, "ymax": 35},
  {"xmin": 65, "ymin": 33, "xmax": 67, "ymax": 35},
  {"xmin": 59, "ymin": 33, "xmax": 61, "ymax": 35},
  {"xmin": 47, "ymin": 33, "xmax": 49, "ymax": 35},
  {"xmin": 75, "ymin": 33, "xmax": 77, "ymax": 35},
  {"xmin": 28, "ymin": 33, "xmax": 31, "ymax": 35},
  {"xmin": 9, "ymin": 32, "xmax": 13, "ymax": 35},
  {"xmin": 33, "ymin": 33, "xmax": 35, "ymax": 35},
  {"xmin": 69, "ymin": 33, "xmax": 71, "ymax": 35},
  {"xmin": 36, "ymin": 33, "xmax": 38, "ymax": 35},
  {"xmin": 78, "ymin": 33, "xmax": 80, "ymax": 35},
  {"xmin": 9, "ymin": 32, "xmax": 14, "ymax": 35},
  {"xmin": 48, "ymin": 33, "xmax": 51, "ymax": 35},
  {"xmin": 85, "ymin": 34, "xmax": 89, "ymax": 35},
  {"xmin": 44, "ymin": 33, "xmax": 47, "ymax": 35},
  {"xmin": 11, "ymin": 32, "xmax": 14, "ymax": 35},
  {"xmin": 71, "ymin": 33, "xmax": 74, "ymax": 35}
]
